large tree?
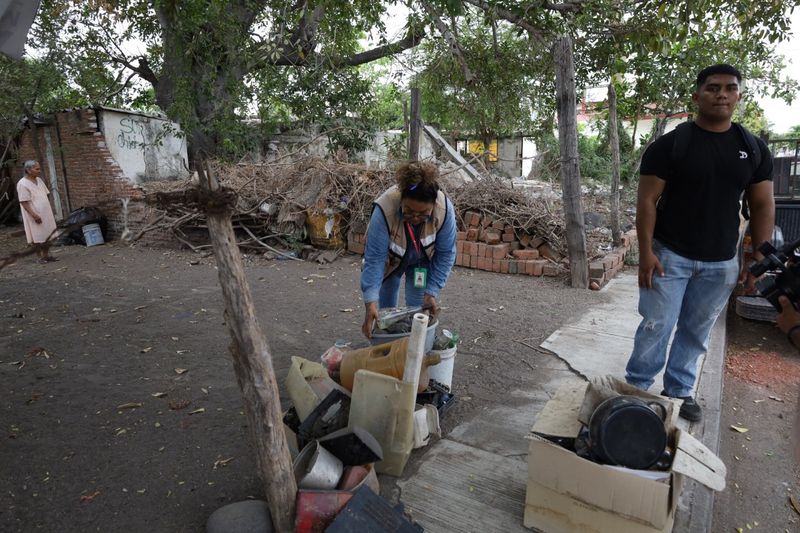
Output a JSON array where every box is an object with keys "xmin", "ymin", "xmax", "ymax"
[{"xmin": 32, "ymin": 0, "xmax": 431, "ymax": 159}]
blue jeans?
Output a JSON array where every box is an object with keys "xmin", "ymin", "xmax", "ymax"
[
  {"xmin": 378, "ymin": 265, "xmax": 427, "ymax": 309},
  {"xmin": 625, "ymin": 240, "xmax": 739, "ymax": 397}
]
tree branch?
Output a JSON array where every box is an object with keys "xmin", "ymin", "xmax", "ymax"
[
  {"xmin": 329, "ymin": 26, "xmax": 425, "ymax": 67},
  {"xmin": 462, "ymin": 0, "xmax": 546, "ymax": 44},
  {"xmin": 546, "ymin": 1, "xmax": 589, "ymax": 13},
  {"xmin": 421, "ymin": 1, "xmax": 476, "ymax": 84}
]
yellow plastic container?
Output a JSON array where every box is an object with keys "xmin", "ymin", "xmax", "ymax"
[
  {"xmin": 306, "ymin": 211, "xmax": 346, "ymax": 249},
  {"xmin": 348, "ymin": 370, "xmax": 416, "ymax": 476},
  {"xmin": 339, "ymin": 338, "xmax": 440, "ymax": 393}
]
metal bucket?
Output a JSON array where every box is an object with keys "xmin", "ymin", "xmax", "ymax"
[{"xmin": 293, "ymin": 440, "xmax": 344, "ymax": 490}]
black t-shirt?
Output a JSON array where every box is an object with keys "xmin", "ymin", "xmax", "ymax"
[{"xmin": 641, "ymin": 123, "xmax": 773, "ymax": 261}]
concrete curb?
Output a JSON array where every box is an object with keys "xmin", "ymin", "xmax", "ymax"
[{"xmin": 674, "ymin": 306, "xmax": 727, "ymax": 532}]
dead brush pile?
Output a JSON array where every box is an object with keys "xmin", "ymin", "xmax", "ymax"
[
  {"xmin": 141, "ymin": 157, "xmax": 615, "ymax": 260},
  {"xmin": 448, "ymin": 176, "xmax": 567, "ymax": 255}
]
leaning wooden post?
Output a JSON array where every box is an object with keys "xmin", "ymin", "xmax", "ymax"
[
  {"xmin": 554, "ymin": 35, "xmax": 589, "ymax": 289},
  {"xmin": 409, "ymin": 87, "xmax": 421, "ymax": 161},
  {"xmin": 197, "ymin": 162, "xmax": 297, "ymax": 532},
  {"xmin": 608, "ymin": 79, "xmax": 622, "ymax": 247}
]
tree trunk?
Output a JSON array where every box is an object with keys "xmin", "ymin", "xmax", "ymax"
[
  {"xmin": 633, "ymin": 115, "xmax": 670, "ymax": 177},
  {"xmin": 198, "ymin": 164, "xmax": 297, "ymax": 533},
  {"xmin": 607, "ymin": 82, "xmax": 622, "ymax": 247},
  {"xmin": 553, "ymin": 36, "xmax": 588, "ymax": 289},
  {"xmin": 409, "ymin": 87, "xmax": 421, "ymax": 161}
]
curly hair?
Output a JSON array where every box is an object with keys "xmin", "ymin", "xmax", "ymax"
[{"xmin": 395, "ymin": 161, "xmax": 440, "ymax": 203}]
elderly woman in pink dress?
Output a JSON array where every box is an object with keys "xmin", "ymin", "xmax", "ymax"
[{"xmin": 17, "ymin": 160, "xmax": 58, "ymax": 263}]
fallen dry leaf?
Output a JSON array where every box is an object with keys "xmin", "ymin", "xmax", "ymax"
[
  {"xmin": 730, "ymin": 425, "xmax": 749, "ymax": 433},
  {"xmin": 151, "ymin": 392, "xmax": 167, "ymax": 398},
  {"xmin": 80, "ymin": 491, "xmax": 100, "ymax": 503},
  {"xmin": 174, "ymin": 368, "xmax": 188, "ymax": 375},
  {"xmin": 188, "ymin": 408, "xmax": 205, "ymax": 415},
  {"xmin": 753, "ymin": 399, "xmax": 765, "ymax": 403},
  {"xmin": 339, "ymin": 308, "xmax": 354, "ymax": 313},
  {"xmin": 213, "ymin": 456, "xmax": 235, "ymax": 469},
  {"xmin": 134, "ymin": 305, "xmax": 148, "ymax": 311},
  {"xmin": 790, "ymin": 494, "xmax": 800, "ymax": 516},
  {"xmin": 201, "ymin": 388, "xmax": 208, "ymax": 394},
  {"xmin": 117, "ymin": 402, "xmax": 143, "ymax": 410},
  {"xmin": 769, "ymin": 395, "xmax": 784, "ymax": 402},
  {"xmin": 140, "ymin": 347, "xmax": 152, "ymax": 353}
]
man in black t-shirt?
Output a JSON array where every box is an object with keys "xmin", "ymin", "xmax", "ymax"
[{"xmin": 625, "ymin": 64, "xmax": 775, "ymax": 421}]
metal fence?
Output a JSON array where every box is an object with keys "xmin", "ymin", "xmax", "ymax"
[{"xmin": 768, "ymin": 137, "xmax": 800, "ymax": 198}]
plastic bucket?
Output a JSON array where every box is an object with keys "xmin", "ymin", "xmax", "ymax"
[
  {"xmin": 370, "ymin": 319, "xmax": 437, "ymax": 353},
  {"xmin": 427, "ymin": 346, "xmax": 456, "ymax": 389},
  {"xmin": 82, "ymin": 223, "xmax": 105, "ymax": 247}
]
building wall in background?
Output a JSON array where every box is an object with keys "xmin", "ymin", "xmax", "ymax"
[{"xmin": 101, "ymin": 107, "xmax": 188, "ymax": 184}]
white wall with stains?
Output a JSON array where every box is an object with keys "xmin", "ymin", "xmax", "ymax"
[{"xmin": 101, "ymin": 107, "xmax": 189, "ymax": 183}]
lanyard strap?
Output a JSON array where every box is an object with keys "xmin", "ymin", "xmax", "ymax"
[{"xmin": 405, "ymin": 221, "xmax": 421, "ymax": 255}]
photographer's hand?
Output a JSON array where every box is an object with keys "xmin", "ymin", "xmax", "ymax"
[{"xmin": 776, "ymin": 296, "xmax": 800, "ymax": 336}]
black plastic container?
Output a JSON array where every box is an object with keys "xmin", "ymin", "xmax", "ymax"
[{"xmin": 588, "ymin": 395, "xmax": 668, "ymax": 470}]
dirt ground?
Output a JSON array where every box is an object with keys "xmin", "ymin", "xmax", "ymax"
[
  {"xmin": 712, "ymin": 305, "xmax": 800, "ymax": 532},
  {"xmin": 0, "ymin": 227, "xmax": 597, "ymax": 532}
]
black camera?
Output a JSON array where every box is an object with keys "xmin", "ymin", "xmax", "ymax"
[{"xmin": 750, "ymin": 238, "xmax": 800, "ymax": 311}]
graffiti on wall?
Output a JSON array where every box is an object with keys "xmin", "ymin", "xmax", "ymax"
[
  {"xmin": 104, "ymin": 110, "xmax": 187, "ymax": 183},
  {"xmin": 116, "ymin": 116, "xmax": 153, "ymax": 151}
]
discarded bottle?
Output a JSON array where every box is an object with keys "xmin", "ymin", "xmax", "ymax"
[
  {"xmin": 445, "ymin": 329, "xmax": 460, "ymax": 348},
  {"xmin": 432, "ymin": 329, "xmax": 460, "ymax": 350}
]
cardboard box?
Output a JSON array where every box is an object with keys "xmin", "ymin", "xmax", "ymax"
[{"xmin": 524, "ymin": 377, "xmax": 726, "ymax": 533}]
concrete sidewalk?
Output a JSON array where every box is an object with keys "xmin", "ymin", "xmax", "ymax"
[{"xmin": 397, "ymin": 271, "xmax": 725, "ymax": 532}]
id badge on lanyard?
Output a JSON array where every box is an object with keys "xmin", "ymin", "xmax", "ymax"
[
  {"xmin": 413, "ymin": 267, "xmax": 428, "ymax": 289},
  {"xmin": 407, "ymin": 221, "xmax": 428, "ymax": 289}
]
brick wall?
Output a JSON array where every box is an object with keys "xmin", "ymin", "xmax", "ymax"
[{"xmin": 17, "ymin": 109, "xmax": 163, "ymax": 242}]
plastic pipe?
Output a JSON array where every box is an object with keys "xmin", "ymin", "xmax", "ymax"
[{"xmin": 403, "ymin": 313, "xmax": 429, "ymax": 390}]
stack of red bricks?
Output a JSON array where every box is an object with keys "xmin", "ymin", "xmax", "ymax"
[
  {"xmin": 455, "ymin": 210, "xmax": 561, "ymax": 276},
  {"xmin": 589, "ymin": 229, "xmax": 638, "ymax": 288},
  {"xmin": 346, "ymin": 213, "xmax": 638, "ymax": 288},
  {"xmin": 346, "ymin": 222, "xmax": 368, "ymax": 255}
]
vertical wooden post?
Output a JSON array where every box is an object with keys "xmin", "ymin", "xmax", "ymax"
[
  {"xmin": 409, "ymin": 87, "xmax": 421, "ymax": 161},
  {"xmin": 608, "ymin": 80, "xmax": 622, "ymax": 247},
  {"xmin": 554, "ymin": 36, "xmax": 589, "ymax": 289},
  {"xmin": 199, "ymin": 164, "xmax": 297, "ymax": 533}
]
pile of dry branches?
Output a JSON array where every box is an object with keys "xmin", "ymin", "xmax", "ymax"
[
  {"xmin": 448, "ymin": 176, "xmax": 567, "ymax": 254},
  {"xmin": 139, "ymin": 157, "xmax": 619, "ymax": 260},
  {"xmin": 139, "ymin": 157, "xmax": 395, "ymax": 254}
]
